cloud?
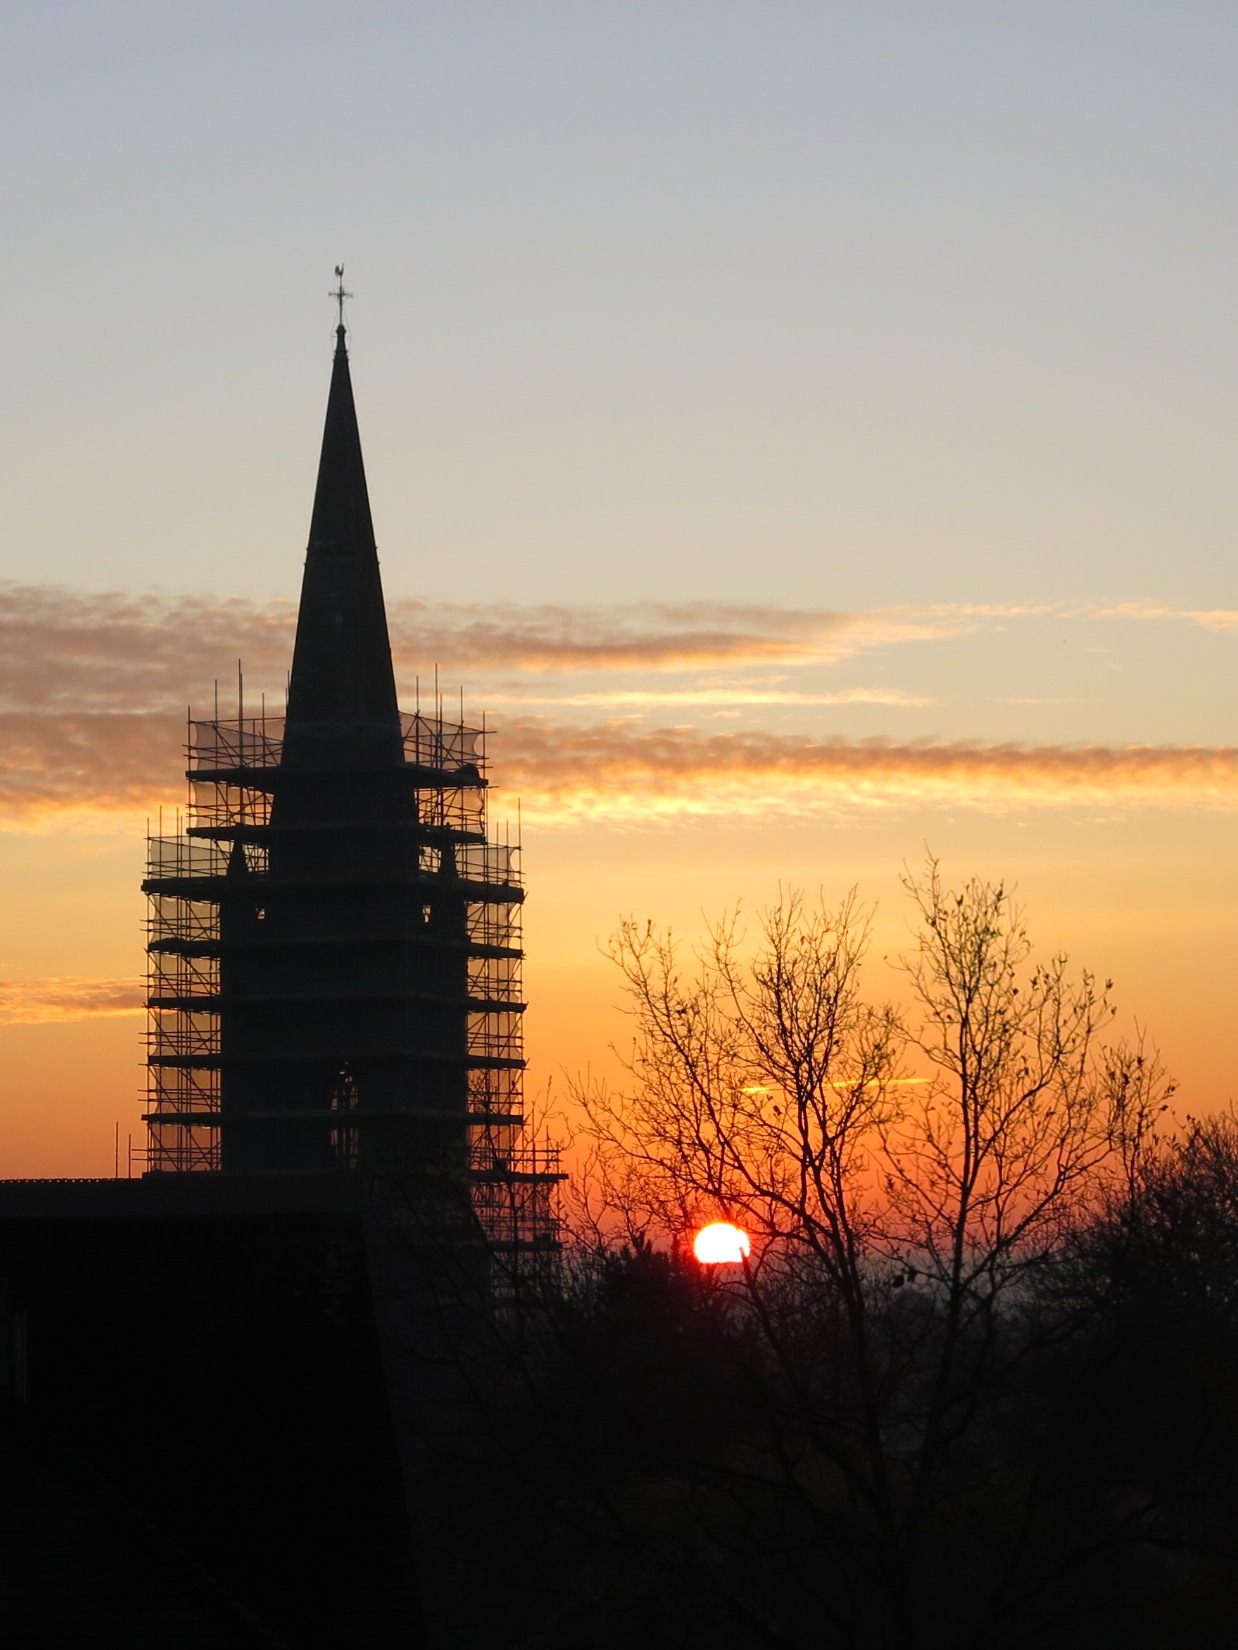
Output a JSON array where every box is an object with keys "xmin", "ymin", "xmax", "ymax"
[
  {"xmin": 0, "ymin": 976, "xmax": 145, "ymax": 1025},
  {"xmin": 482, "ymin": 688, "xmax": 933, "ymax": 708},
  {"xmin": 2, "ymin": 709, "xmax": 1230, "ymax": 828},
  {"xmin": 2, "ymin": 582, "xmax": 1232, "ymax": 726},
  {"xmin": 0, "ymin": 583, "xmax": 945, "ymax": 716},
  {"xmin": 1095, "ymin": 600, "xmax": 1238, "ymax": 633},
  {"xmin": 0, "ymin": 585, "xmax": 296, "ymax": 713},
  {"xmin": 493, "ymin": 720, "xmax": 1238, "ymax": 825},
  {"xmin": 0, "ymin": 711, "xmax": 185, "ymax": 819},
  {"xmin": 385, "ymin": 600, "xmax": 945, "ymax": 674},
  {"xmin": 918, "ymin": 599, "xmax": 1238, "ymax": 633},
  {"xmin": 0, "ymin": 582, "xmax": 1233, "ymax": 826}
]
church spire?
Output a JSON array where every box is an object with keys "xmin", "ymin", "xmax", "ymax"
[{"xmin": 284, "ymin": 293, "xmax": 400, "ymax": 744}]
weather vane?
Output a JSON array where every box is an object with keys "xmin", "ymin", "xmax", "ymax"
[{"xmin": 330, "ymin": 264, "xmax": 352, "ymax": 329}]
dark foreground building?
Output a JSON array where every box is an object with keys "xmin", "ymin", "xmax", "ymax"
[{"xmin": 0, "ymin": 314, "xmax": 558, "ymax": 1648}]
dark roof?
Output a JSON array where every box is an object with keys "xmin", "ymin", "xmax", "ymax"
[
  {"xmin": 0, "ymin": 1174, "xmax": 364, "ymax": 1220},
  {"xmin": 0, "ymin": 1401, "xmax": 288, "ymax": 1647}
]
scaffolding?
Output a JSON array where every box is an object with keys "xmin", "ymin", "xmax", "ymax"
[{"xmin": 143, "ymin": 707, "xmax": 561, "ymax": 1252}]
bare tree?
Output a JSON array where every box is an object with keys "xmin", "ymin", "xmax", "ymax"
[{"xmin": 567, "ymin": 862, "xmax": 1174, "ymax": 1648}]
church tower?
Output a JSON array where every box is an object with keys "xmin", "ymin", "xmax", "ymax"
[{"xmin": 142, "ymin": 311, "xmax": 549, "ymax": 1243}]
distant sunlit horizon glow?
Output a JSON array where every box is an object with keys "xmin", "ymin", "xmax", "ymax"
[{"xmin": 693, "ymin": 1222, "xmax": 752, "ymax": 1266}]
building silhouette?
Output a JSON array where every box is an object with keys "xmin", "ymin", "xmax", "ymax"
[
  {"xmin": 143, "ymin": 320, "xmax": 552, "ymax": 1244},
  {"xmin": 0, "ymin": 310, "xmax": 559, "ymax": 1647}
]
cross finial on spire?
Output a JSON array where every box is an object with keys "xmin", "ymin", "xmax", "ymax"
[{"xmin": 330, "ymin": 264, "xmax": 352, "ymax": 331}]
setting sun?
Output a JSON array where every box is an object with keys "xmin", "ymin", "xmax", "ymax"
[{"xmin": 693, "ymin": 1222, "xmax": 752, "ymax": 1265}]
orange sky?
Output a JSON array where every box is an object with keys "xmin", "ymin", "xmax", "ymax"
[
  {"xmin": 0, "ymin": 697, "xmax": 1233, "ymax": 1179},
  {"xmin": 2, "ymin": 9, "xmax": 1237, "ymax": 1178}
]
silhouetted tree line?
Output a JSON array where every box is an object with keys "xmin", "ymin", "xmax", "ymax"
[{"xmin": 397, "ymin": 866, "xmax": 1238, "ymax": 1650}]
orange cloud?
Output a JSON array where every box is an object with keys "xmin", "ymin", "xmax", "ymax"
[
  {"xmin": 3, "ymin": 583, "xmax": 1232, "ymax": 718},
  {"xmin": 494, "ymin": 721, "xmax": 1238, "ymax": 825},
  {"xmin": 1097, "ymin": 600, "xmax": 1238, "ymax": 633},
  {"xmin": 385, "ymin": 600, "xmax": 943, "ymax": 673},
  {"xmin": 0, "ymin": 712, "xmax": 1234, "ymax": 828},
  {"xmin": 1, "ymin": 583, "xmax": 1234, "ymax": 826},
  {"xmin": 0, "ymin": 976, "xmax": 145, "ymax": 1025},
  {"xmin": 0, "ymin": 585, "xmax": 296, "ymax": 711},
  {"xmin": 0, "ymin": 582, "xmax": 931, "ymax": 698},
  {"xmin": 0, "ymin": 711, "xmax": 184, "ymax": 819},
  {"xmin": 482, "ymin": 688, "xmax": 932, "ymax": 708}
]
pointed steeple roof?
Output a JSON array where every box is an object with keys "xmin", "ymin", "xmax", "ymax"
[{"xmin": 284, "ymin": 325, "xmax": 400, "ymax": 746}]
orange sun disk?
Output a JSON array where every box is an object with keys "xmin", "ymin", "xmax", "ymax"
[{"xmin": 693, "ymin": 1222, "xmax": 752, "ymax": 1265}]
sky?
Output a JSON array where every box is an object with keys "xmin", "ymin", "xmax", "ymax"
[{"xmin": 0, "ymin": 2, "xmax": 1235, "ymax": 1175}]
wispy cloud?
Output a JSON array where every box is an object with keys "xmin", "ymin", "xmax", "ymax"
[
  {"xmin": 2, "ymin": 583, "xmax": 1232, "ymax": 718},
  {"xmin": 0, "ymin": 583, "xmax": 929, "ymax": 707},
  {"xmin": 0, "ymin": 583, "xmax": 1233, "ymax": 826},
  {"xmin": 1097, "ymin": 600, "xmax": 1238, "ymax": 632},
  {"xmin": 495, "ymin": 720, "xmax": 1238, "ymax": 825},
  {"xmin": 0, "ymin": 976, "xmax": 145, "ymax": 1025},
  {"xmin": 0, "ymin": 711, "xmax": 183, "ymax": 819},
  {"xmin": 2, "ymin": 708, "xmax": 1229, "ymax": 827},
  {"xmin": 386, "ymin": 600, "xmax": 947, "ymax": 674},
  {"xmin": 0, "ymin": 585, "xmax": 297, "ymax": 712},
  {"xmin": 12, "ymin": 584, "xmax": 1075, "ymax": 712},
  {"xmin": 916, "ymin": 599, "xmax": 1238, "ymax": 632},
  {"xmin": 482, "ymin": 688, "xmax": 932, "ymax": 708}
]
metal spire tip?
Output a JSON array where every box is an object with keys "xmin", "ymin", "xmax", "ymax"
[{"xmin": 330, "ymin": 264, "xmax": 352, "ymax": 331}]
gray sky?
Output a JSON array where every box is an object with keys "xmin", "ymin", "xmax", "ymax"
[{"xmin": 3, "ymin": 1, "xmax": 1237, "ymax": 614}]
